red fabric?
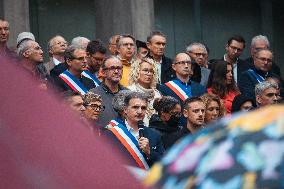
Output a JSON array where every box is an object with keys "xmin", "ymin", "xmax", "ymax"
[
  {"xmin": 207, "ymin": 88, "xmax": 238, "ymax": 114},
  {"xmin": 0, "ymin": 57, "xmax": 143, "ymax": 189}
]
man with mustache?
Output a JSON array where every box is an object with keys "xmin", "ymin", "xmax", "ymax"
[
  {"xmin": 159, "ymin": 53, "xmax": 206, "ymax": 105},
  {"xmin": 53, "ymin": 45, "xmax": 96, "ymax": 94}
]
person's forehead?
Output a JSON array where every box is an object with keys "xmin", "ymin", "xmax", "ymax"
[
  {"xmin": 189, "ymin": 101, "xmax": 205, "ymax": 109},
  {"xmin": 254, "ymin": 40, "xmax": 268, "ymax": 48},
  {"xmin": 30, "ymin": 41, "xmax": 41, "ymax": 49},
  {"xmin": 176, "ymin": 53, "xmax": 191, "ymax": 61},
  {"xmin": 105, "ymin": 58, "xmax": 121, "ymax": 66},
  {"xmin": 52, "ymin": 36, "xmax": 66, "ymax": 43},
  {"xmin": 71, "ymin": 95, "xmax": 83, "ymax": 102},
  {"xmin": 140, "ymin": 61, "xmax": 152, "ymax": 67},
  {"xmin": 0, "ymin": 20, "xmax": 9, "ymax": 27},
  {"xmin": 191, "ymin": 45, "xmax": 206, "ymax": 53},
  {"xmin": 74, "ymin": 49, "xmax": 86, "ymax": 56},
  {"xmin": 230, "ymin": 40, "xmax": 244, "ymax": 46},
  {"xmin": 129, "ymin": 98, "xmax": 147, "ymax": 105},
  {"xmin": 263, "ymin": 87, "xmax": 277, "ymax": 94},
  {"xmin": 258, "ymin": 50, "xmax": 272, "ymax": 57},
  {"xmin": 121, "ymin": 37, "xmax": 134, "ymax": 43},
  {"xmin": 151, "ymin": 35, "xmax": 166, "ymax": 42}
]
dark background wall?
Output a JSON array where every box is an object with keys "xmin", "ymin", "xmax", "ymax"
[{"xmin": 154, "ymin": 0, "xmax": 284, "ymax": 77}]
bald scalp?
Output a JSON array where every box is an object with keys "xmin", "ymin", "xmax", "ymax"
[{"xmin": 174, "ymin": 53, "xmax": 191, "ymax": 63}]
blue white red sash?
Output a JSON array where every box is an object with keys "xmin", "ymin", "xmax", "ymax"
[
  {"xmin": 82, "ymin": 70, "xmax": 101, "ymax": 87},
  {"xmin": 106, "ymin": 119, "xmax": 121, "ymax": 128},
  {"xmin": 108, "ymin": 124, "xmax": 149, "ymax": 170},
  {"xmin": 59, "ymin": 70, "xmax": 88, "ymax": 95},
  {"xmin": 165, "ymin": 80, "xmax": 192, "ymax": 101},
  {"xmin": 247, "ymin": 69, "xmax": 265, "ymax": 83}
]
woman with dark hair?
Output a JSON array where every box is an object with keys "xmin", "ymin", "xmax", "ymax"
[
  {"xmin": 231, "ymin": 94, "xmax": 256, "ymax": 113},
  {"xmin": 207, "ymin": 60, "xmax": 240, "ymax": 114},
  {"xmin": 149, "ymin": 96, "xmax": 182, "ymax": 150}
]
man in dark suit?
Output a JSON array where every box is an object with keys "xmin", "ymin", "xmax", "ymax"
[
  {"xmin": 239, "ymin": 49, "xmax": 274, "ymax": 100},
  {"xmin": 211, "ymin": 35, "xmax": 249, "ymax": 84},
  {"xmin": 53, "ymin": 45, "xmax": 96, "ymax": 94},
  {"xmin": 159, "ymin": 53, "xmax": 206, "ymax": 105},
  {"xmin": 106, "ymin": 91, "xmax": 164, "ymax": 168},
  {"xmin": 245, "ymin": 34, "xmax": 282, "ymax": 78},
  {"xmin": 146, "ymin": 31, "xmax": 175, "ymax": 84}
]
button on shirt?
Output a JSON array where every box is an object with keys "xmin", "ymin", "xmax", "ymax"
[{"xmin": 125, "ymin": 120, "xmax": 139, "ymax": 140}]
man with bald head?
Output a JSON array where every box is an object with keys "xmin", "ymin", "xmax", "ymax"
[
  {"xmin": 44, "ymin": 35, "xmax": 68, "ymax": 75},
  {"xmin": 159, "ymin": 53, "xmax": 206, "ymax": 104}
]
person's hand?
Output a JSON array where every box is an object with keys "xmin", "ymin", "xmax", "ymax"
[{"xmin": 138, "ymin": 137, "xmax": 150, "ymax": 157}]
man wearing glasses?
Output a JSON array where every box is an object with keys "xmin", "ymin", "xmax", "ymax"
[
  {"xmin": 186, "ymin": 42, "xmax": 211, "ymax": 86},
  {"xmin": 239, "ymin": 49, "xmax": 274, "ymax": 99},
  {"xmin": 222, "ymin": 35, "xmax": 248, "ymax": 84},
  {"xmin": 159, "ymin": 53, "xmax": 206, "ymax": 105},
  {"xmin": 91, "ymin": 56, "xmax": 127, "ymax": 127},
  {"xmin": 54, "ymin": 45, "xmax": 96, "ymax": 94}
]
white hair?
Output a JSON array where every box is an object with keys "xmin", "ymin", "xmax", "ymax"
[{"xmin": 251, "ymin": 35, "xmax": 270, "ymax": 48}]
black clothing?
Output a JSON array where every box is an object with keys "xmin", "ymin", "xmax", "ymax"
[
  {"xmin": 149, "ymin": 114, "xmax": 182, "ymax": 150},
  {"xmin": 231, "ymin": 94, "xmax": 256, "ymax": 113},
  {"xmin": 165, "ymin": 126, "xmax": 191, "ymax": 149},
  {"xmin": 50, "ymin": 62, "xmax": 68, "ymax": 78}
]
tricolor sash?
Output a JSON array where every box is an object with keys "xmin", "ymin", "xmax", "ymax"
[
  {"xmin": 82, "ymin": 70, "xmax": 101, "ymax": 87},
  {"xmin": 165, "ymin": 80, "xmax": 192, "ymax": 101},
  {"xmin": 106, "ymin": 119, "xmax": 120, "ymax": 128},
  {"xmin": 247, "ymin": 69, "xmax": 265, "ymax": 83},
  {"xmin": 108, "ymin": 124, "xmax": 149, "ymax": 170},
  {"xmin": 59, "ymin": 70, "xmax": 88, "ymax": 95}
]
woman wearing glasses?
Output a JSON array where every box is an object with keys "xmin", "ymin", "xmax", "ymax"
[
  {"xmin": 82, "ymin": 91, "xmax": 105, "ymax": 122},
  {"xmin": 128, "ymin": 58, "xmax": 162, "ymax": 126}
]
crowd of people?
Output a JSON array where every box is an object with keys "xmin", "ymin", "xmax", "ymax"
[{"xmin": 1, "ymin": 17, "xmax": 283, "ymax": 170}]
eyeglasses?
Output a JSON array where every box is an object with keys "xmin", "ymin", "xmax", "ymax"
[
  {"xmin": 174, "ymin": 61, "xmax": 191, "ymax": 65},
  {"xmin": 191, "ymin": 52, "xmax": 207, "ymax": 57},
  {"xmin": 141, "ymin": 68, "xmax": 154, "ymax": 74},
  {"xmin": 73, "ymin": 56, "xmax": 87, "ymax": 61},
  {"xmin": 103, "ymin": 66, "xmax": 123, "ymax": 71},
  {"xmin": 256, "ymin": 56, "xmax": 272, "ymax": 63},
  {"xmin": 86, "ymin": 104, "xmax": 105, "ymax": 111}
]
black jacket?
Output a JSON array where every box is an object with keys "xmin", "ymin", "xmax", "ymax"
[{"xmin": 149, "ymin": 114, "xmax": 181, "ymax": 150}]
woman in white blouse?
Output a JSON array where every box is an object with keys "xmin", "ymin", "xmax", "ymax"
[{"xmin": 128, "ymin": 58, "xmax": 162, "ymax": 126}]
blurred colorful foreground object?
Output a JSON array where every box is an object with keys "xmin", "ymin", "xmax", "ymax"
[
  {"xmin": 0, "ymin": 57, "xmax": 143, "ymax": 188},
  {"xmin": 144, "ymin": 106, "xmax": 284, "ymax": 189}
]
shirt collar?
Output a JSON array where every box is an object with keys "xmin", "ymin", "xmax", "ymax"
[{"xmin": 53, "ymin": 57, "xmax": 61, "ymax": 65}]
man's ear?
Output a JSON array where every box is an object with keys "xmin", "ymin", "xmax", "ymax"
[
  {"xmin": 183, "ymin": 108, "xmax": 188, "ymax": 118},
  {"xmin": 22, "ymin": 50, "xmax": 30, "ymax": 58},
  {"xmin": 256, "ymin": 95, "xmax": 261, "ymax": 105},
  {"xmin": 225, "ymin": 44, "xmax": 229, "ymax": 52},
  {"xmin": 172, "ymin": 63, "xmax": 176, "ymax": 71},
  {"xmin": 146, "ymin": 41, "xmax": 151, "ymax": 50},
  {"xmin": 66, "ymin": 59, "xmax": 72, "ymax": 67}
]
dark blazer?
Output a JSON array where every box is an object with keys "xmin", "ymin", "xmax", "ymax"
[
  {"xmin": 161, "ymin": 56, "xmax": 175, "ymax": 84},
  {"xmin": 103, "ymin": 125, "xmax": 165, "ymax": 167},
  {"xmin": 50, "ymin": 62, "xmax": 68, "ymax": 78},
  {"xmin": 53, "ymin": 73, "xmax": 97, "ymax": 93},
  {"xmin": 238, "ymin": 66, "xmax": 273, "ymax": 99}
]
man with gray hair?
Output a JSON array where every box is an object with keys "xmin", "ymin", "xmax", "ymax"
[
  {"xmin": 255, "ymin": 81, "xmax": 278, "ymax": 107},
  {"xmin": 186, "ymin": 42, "xmax": 210, "ymax": 86},
  {"xmin": 44, "ymin": 35, "xmax": 68, "ymax": 75},
  {"xmin": 245, "ymin": 35, "xmax": 281, "ymax": 77},
  {"xmin": 50, "ymin": 36, "xmax": 89, "ymax": 78}
]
